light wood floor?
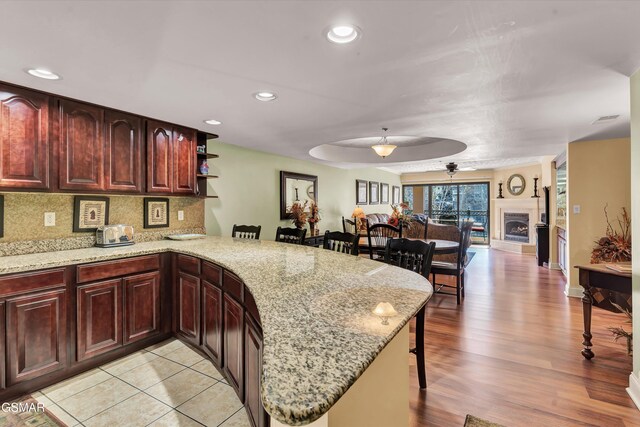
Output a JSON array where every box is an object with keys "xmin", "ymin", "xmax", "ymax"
[{"xmin": 410, "ymin": 247, "xmax": 639, "ymax": 427}]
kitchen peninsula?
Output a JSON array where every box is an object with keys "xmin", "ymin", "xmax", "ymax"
[{"xmin": 0, "ymin": 237, "xmax": 432, "ymax": 427}]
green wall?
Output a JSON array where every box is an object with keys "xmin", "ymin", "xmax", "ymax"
[{"xmin": 203, "ymin": 141, "xmax": 402, "ymax": 239}]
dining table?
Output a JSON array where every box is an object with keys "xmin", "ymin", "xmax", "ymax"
[{"xmin": 358, "ymin": 236, "xmax": 459, "ymax": 254}]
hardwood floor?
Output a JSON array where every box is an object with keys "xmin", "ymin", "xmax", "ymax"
[{"xmin": 410, "ymin": 247, "xmax": 639, "ymax": 427}]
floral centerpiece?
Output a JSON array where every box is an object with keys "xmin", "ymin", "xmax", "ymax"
[
  {"xmin": 388, "ymin": 202, "xmax": 410, "ymax": 227},
  {"xmin": 289, "ymin": 201, "xmax": 308, "ymax": 229},
  {"xmin": 307, "ymin": 202, "xmax": 321, "ymax": 236}
]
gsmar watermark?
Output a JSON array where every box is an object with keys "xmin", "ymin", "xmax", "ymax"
[{"xmin": 2, "ymin": 401, "xmax": 45, "ymax": 413}]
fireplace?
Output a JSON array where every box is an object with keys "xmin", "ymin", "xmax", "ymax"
[{"xmin": 504, "ymin": 212, "xmax": 529, "ymax": 243}]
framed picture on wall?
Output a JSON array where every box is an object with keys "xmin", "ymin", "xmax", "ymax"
[
  {"xmin": 392, "ymin": 185, "xmax": 401, "ymax": 204},
  {"xmin": 280, "ymin": 171, "xmax": 318, "ymax": 219},
  {"xmin": 380, "ymin": 183, "xmax": 389, "ymax": 204},
  {"xmin": 369, "ymin": 181, "xmax": 379, "ymax": 204},
  {"xmin": 356, "ymin": 180, "xmax": 368, "ymax": 205},
  {"xmin": 144, "ymin": 197, "xmax": 170, "ymax": 228},
  {"xmin": 73, "ymin": 196, "xmax": 110, "ymax": 232}
]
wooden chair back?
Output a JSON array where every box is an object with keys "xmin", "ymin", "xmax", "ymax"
[
  {"xmin": 232, "ymin": 224, "xmax": 261, "ymax": 240},
  {"xmin": 342, "ymin": 216, "xmax": 357, "ymax": 234},
  {"xmin": 323, "ymin": 231, "xmax": 359, "ymax": 256},
  {"xmin": 384, "ymin": 238, "xmax": 436, "ymax": 279},
  {"xmin": 367, "ymin": 223, "xmax": 402, "ymax": 260},
  {"xmin": 275, "ymin": 226, "xmax": 307, "ymax": 245}
]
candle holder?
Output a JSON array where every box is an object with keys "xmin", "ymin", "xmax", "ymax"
[
  {"xmin": 497, "ymin": 182, "xmax": 505, "ymax": 199},
  {"xmin": 532, "ymin": 177, "xmax": 540, "ymax": 198}
]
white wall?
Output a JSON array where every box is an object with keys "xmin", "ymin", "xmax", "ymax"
[{"xmin": 203, "ymin": 141, "xmax": 401, "ymax": 239}]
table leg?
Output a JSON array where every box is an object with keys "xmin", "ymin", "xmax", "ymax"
[{"xmin": 581, "ymin": 289, "xmax": 595, "ymax": 360}]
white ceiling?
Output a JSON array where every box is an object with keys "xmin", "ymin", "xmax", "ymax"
[{"xmin": 1, "ymin": 1, "xmax": 639, "ymax": 174}]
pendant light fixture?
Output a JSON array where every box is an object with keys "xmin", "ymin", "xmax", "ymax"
[{"xmin": 371, "ymin": 128, "xmax": 397, "ymax": 159}]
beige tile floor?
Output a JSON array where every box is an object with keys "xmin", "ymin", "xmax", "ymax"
[{"xmin": 25, "ymin": 339, "xmax": 250, "ymax": 427}]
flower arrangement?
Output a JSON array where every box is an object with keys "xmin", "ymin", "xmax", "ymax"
[
  {"xmin": 591, "ymin": 205, "xmax": 631, "ymax": 264},
  {"xmin": 608, "ymin": 302, "xmax": 633, "ymax": 356},
  {"xmin": 306, "ymin": 202, "xmax": 321, "ymax": 235},
  {"xmin": 388, "ymin": 202, "xmax": 410, "ymax": 227},
  {"xmin": 289, "ymin": 201, "xmax": 308, "ymax": 229}
]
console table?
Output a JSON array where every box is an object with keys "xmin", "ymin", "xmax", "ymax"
[{"xmin": 575, "ymin": 263, "xmax": 632, "ymax": 359}]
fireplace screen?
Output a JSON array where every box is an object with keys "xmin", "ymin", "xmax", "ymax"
[{"xmin": 504, "ymin": 212, "xmax": 529, "ymax": 243}]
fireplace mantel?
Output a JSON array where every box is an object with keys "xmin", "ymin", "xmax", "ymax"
[{"xmin": 491, "ymin": 198, "xmax": 541, "ymax": 254}]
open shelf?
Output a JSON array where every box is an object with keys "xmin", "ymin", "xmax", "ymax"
[
  {"xmin": 197, "ymin": 152, "xmax": 219, "ymax": 159},
  {"xmin": 196, "ymin": 174, "xmax": 219, "ymax": 179}
]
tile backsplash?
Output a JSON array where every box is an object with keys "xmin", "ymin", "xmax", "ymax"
[{"xmin": 0, "ymin": 193, "xmax": 205, "ymax": 256}]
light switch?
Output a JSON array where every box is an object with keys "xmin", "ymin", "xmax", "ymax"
[
  {"xmin": 178, "ymin": 210, "xmax": 184, "ymax": 221},
  {"xmin": 573, "ymin": 205, "xmax": 581, "ymax": 214},
  {"xmin": 44, "ymin": 212, "xmax": 56, "ymax": 226}
]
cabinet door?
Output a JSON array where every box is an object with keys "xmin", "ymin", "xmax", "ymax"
[
  {"xmin": 176, "ymin": 272, "xmax": 200, "ymax": 345},
  {"xmin": 124, "ymin": 272, "xmax": 160, "ymax": 344},
  {"xmin": 0, "ymin": 84, "xmax": 50, "ymax": 189},
  {"xmin": 105, "ymin": 110, "xmax": 142, "ymax": 192},
  {"xmin": 147, "ymin": 120, "xmax": 173, "ymax": 193},
  {"xmin": 173, "ymin": 127, "xmax": 196, "ymax": 195},
  {"xmin": 0, "ymin": 302, "xmax": 5, "ymax": 390},
  {"xmin": 59, "ymin": 99, "xmax": 105, "ymax": 190},
  {"xmin": 245, "ymin": 314, "xmax": 265, "ymax": 427},
  {"xmin": 224, "ymin": 293, "xmax": 244, "ymax": 399},
  {"xmin": 6, "ymin": 288, "xmax": 67, "ymax": 385},
  {"xmin": 202, "ymin": 280, "xmax": 222, "ymax": 365},
  {"xmin": 77, "ymin": 279, "xmax": 122, "ymax": 361}
]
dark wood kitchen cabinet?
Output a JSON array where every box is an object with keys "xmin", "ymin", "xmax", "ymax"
[
  {"xmin": 0, "ymin": 302, "xmax": 5, "ymax": 390},
  {"xmin": 176, "ymin": 272, "xmax": 201, "ymax": 346},
  {"xmin": 173, "ymin": 127, "xmax": 197, "ymax": 195},
  {"xmin": 58, "ymin": 99, "xmax": 105, "ymax": 191},
  {"xmin": 6, "ymin": 288, "xmax": 67, "ymax": 385},
  {"xmin": 245, "ymin": 314, "xmax": 265, "ymax": 427},
  {"xmin": 224, "ymin": 292, "xmax": 244, "ymax": 399},
  {"xmin": 124, "ymin": 272, "xmax": 161, "ymax": 344},
  {"xmin": 147, "ymin": 120, "xmax": 173, "ymax": 193},
  {"xmin": 76, "ymin": 279, "xmax": 122, "ymax": 361},
  {"xmin": 0, "ymin": 84, "xmax": 51, "ymax": 190},
  {"xmin": 202, "ymin": 280, "xmax": 223, "ymax": 364},
  {"xmin": 105, "ymin": 110, "xmax": 143, "ymax": 193}
]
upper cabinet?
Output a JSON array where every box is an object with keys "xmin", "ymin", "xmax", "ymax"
[
  {"xmin": 173, "ymin": 127, "xmax": 197, "ymax": 195},
  {"xmin": 58, "ymin": 99, "xmax": 105, "ymax": 191},
  {"xmin": 105, "ymin": 110, "xmax": 143, "ymax": 193},
  {"xmin": 0, "ymin": 81, "xmax": 205, "ymax": 195},
  {"xmin": 147, "ymin": 121, "xmax": 197, "ymax": 195},
  {"xmin": 0, "ymin": 84, "xmax": 51, "ymax": 190}
]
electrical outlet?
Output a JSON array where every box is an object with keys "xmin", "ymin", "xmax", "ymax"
[
  {"xmin": 178, "ymin": 210, "xmax": 184, "ymax": 221},
  {"xmin": 573, "ymin": 205, "xmax": 581, "ymax": 214},
  {"xmin": 44, "ymin": 212, "xmax": 56, "ymax": 227}
]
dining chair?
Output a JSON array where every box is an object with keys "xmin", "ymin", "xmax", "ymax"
[
  {"xmin": 275, "ymin": 226, "xmax": 307, "ymax": 245},
  {"xmin": 430, "ymin": 221, "xmax": 473, "ymax": 304},
  {"xmin": 322, "ymin": 231, "xmax": 359, "ymax": 256},
  {"xmin": 232, "ymin": 224, "xmax": 261, "ymax": 240},
  {"xmin": 342, "ymin": 216, "xmax": 357, "ymax": 234},
  {"xmin": 366, "ymin": 223, "xmax": 402, "ymax": 260},
  {"xmin": 384, "ymin": 238, "xmax": 436, "ymax": 389}
]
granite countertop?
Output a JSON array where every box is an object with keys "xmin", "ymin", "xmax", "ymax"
[{"xmin": 0, "ymin": 237, "xmax": 433, "ymax": 426}]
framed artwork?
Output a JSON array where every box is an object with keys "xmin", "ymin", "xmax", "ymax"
[
  {"xmin": 356, "ymin": 180, "xmax": 368, "ymax": 205},
  {"xmin": 280, "ymin": 171, "xmax": 318, "ymax": 219},
  {"xmin": 369, "ymin": 181, "xmax": 379, "ymax": 205},
  {"xmin": 73, "ymin": 196, "xmax": 110, "ymax": 232},
  {"xmin": 380, "ymin": 183, "xmax": 389, "ymax": 204},
  {"xmin": 0, "ymin": 195, "xmax": 4, "ymax": 238},
  {"xmin": 392, "ymin": 185, "xmax": 401, "ymax": 204},
  {"xmin": 144, "ymin": 198, "xmax": 170, "ymax": 228}
]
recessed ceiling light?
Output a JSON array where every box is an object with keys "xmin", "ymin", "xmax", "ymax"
[
  {"xmin": 253, "ymin": 91, "xmax": 277, "ymax": 102},
  {"xmin": 325, "ymin": 24, "xmax": 361, "ymax": 44},
  {"xmin": 26, "ymin": 68, "xmax": 61, "ymax": 80},
  {"xmin": 203, "ymin": 119, "xmax": 222, "ymax": 125}
]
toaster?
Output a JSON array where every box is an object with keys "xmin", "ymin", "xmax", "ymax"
[{"xmin": 95, "ymin": 224, "xmax": 135, "ymax": 248}]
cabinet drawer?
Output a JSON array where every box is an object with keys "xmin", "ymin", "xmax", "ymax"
[
  {"xmin": 0, "ymin": 269, "xmax": 66, "ymax": 299},
  {"xmin": 177, "ymin": 254, "xmax": 201, "ymax": 276},
  {"xmin": 202, "ymin": 262, "xmax": 221, "ymax": 286},
  {"xmin": 223, "ymin": 271, "xmax": 244, "ymax": 303},
  {"xmin": 76, "ymin": 255, "xmax": 160, "ymax": 284}
]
